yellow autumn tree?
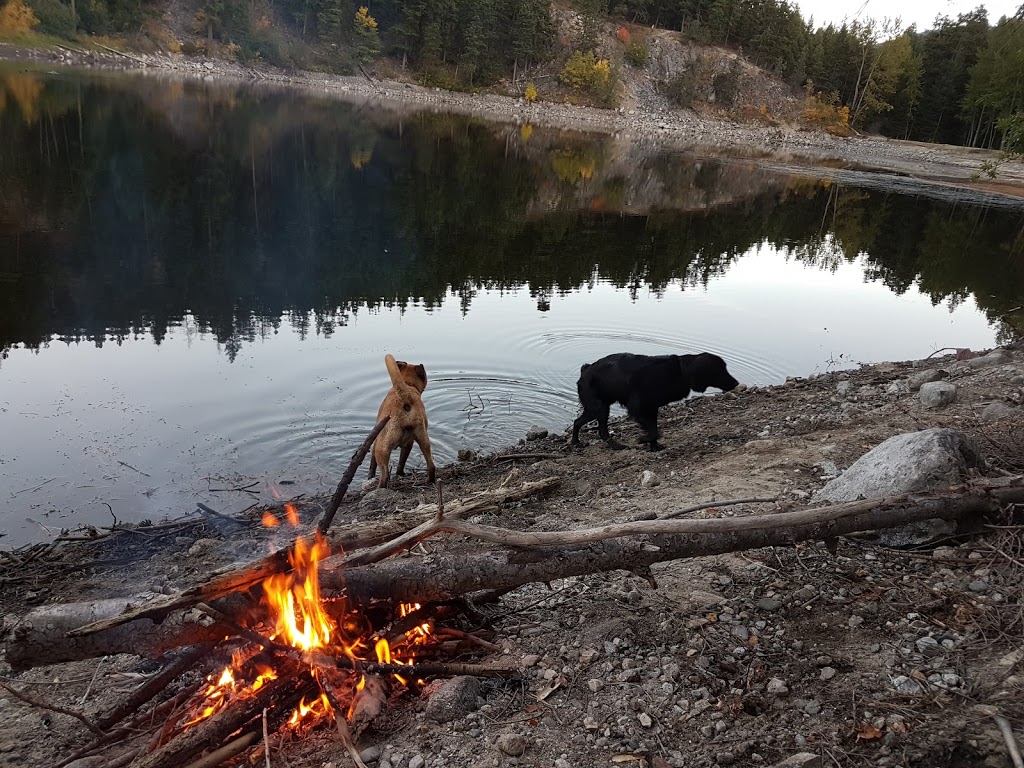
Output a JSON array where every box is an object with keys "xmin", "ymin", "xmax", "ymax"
[
  {"xmin": 0, "ymin": 0, "xmax": 39, "ymax": 34},
  {"xmin": 353, "ymin": 6, "xmax": 380, "ymax": 63}
]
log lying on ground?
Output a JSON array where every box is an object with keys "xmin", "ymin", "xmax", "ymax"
[
  {"xmin": 6, "ymin": 478, "xmax": 1021, "ymax": 668},
  {"xmin": 5, "ymin": 594, "xmax": 247, "ymax": 671},
  {"xmin": 64, "ymin": 477, "xmax": 560, "ymax": 639},
  {"xmin": 324, "ymin": 477, "xmax": 1024, "ymax": 603}
]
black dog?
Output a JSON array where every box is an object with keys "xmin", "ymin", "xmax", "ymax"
[{"xmin": 570, "ymin": 352, "xmax": 739, "ymax": 450}]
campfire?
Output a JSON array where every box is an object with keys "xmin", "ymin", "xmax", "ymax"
[{"xmin": 143, "ymin": 515, "xmax": 446, "ymax": 768}]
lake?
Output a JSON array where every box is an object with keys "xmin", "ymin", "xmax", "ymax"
[{"xmin": 2, "ymin": 66, "xmax": 1023, "ymax": 546}]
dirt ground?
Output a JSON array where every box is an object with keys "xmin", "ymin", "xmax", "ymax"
[{"xmin": 2, "ymin": 344, "xmax": 1024, "ymax": 768}]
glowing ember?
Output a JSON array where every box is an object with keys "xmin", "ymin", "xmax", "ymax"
[
  {"xmin": 183, "ymin": 531, "xmax": 436, "ymax": 735},
  {"xmin": 262, "ymin": 510, "xmax": 280, "ymax": 527}
]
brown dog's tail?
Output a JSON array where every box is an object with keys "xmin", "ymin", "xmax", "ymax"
[{"xmin": 385, "ymin": 354, "xmax": 418, "ymax": 408}]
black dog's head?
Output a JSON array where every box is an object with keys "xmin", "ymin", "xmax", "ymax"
[{"xmin": 686, "ymin": 352, "xmax": 739, "ymax": 393}]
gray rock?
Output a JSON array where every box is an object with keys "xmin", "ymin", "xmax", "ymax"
[
  {"xmin": 804, "ymin": 700, "xmax": 822, "ymax": 715},
  {"xmin": 358, "ymin": 746, "xmax": 382, "ymax": 764},
  {"xmin": 525, "ymin": 425, "xmax": 548, "ymax": 441},
  {"xmin": 915, "ymin": 636, "xmax": 941, "ymax": 656},
  {"xmin": 981, "ymin": 402, "xmax": 1016, "ymax": 422},
  {"xmin": 968, "ymin": 580, "xmax": 989, "ymax": 593},
  {"xmin": 771, "ymin": 755, "xmax": 822, "ymax": 768},
  {"xmin": 891, "ymin": 675, "xmax": 924, "ymax": 694},
  {"xmin": 457, "ymin": 448, "xmax": 477, "ymax": 461},
  {"xmin": 908, "ymin": 369, "xmax": 948, "ymax": 391},
  {"xmin": 767, "ymin": 678, "xmax": 789, "ymax": 696},
  {"xmin": 408, "ymin": 756, "xmax": 425, "ymax": 768},
  {"xmin": 496, "ymin": 733, "xmax": 529, "ymax": 756},
  {"xmin": 820, "ymin": 667, "xmax": 837, "ymax": 681},
  {"xmin": 640, "ymin": 470, "xmax": 660, "ymax": 488},
  {"xmin": 836, "ymin": 380, "xmax": 852, "ymax": 396},
  {"xmin": 424, "ymin": 676, "xmax": 481, "ymax": 723},
  {"xmin": 919, "ymin": 381, "xmax": 957, "ymax": 408},
  {"xmin": 757, "ymin": 597, "xmax": 783, "ymax": 612},
  {"xmin": 886, "ymin": 380, "xmax": 908, "ymax": 395},
  {"xmin": 965, "ymin": 349, "xmax": 1012, "ymax": 369},
  {"xmin": 814, "ymin": 428, "xmax": 980, "ymax": 503}
]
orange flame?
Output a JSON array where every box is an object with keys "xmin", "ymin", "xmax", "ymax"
[
  {"xmin": 262, "ymin": 510, "xmax": 280, "ymax": 527},
  {"xmin": 262, "ymin": 533, "xmax": 334, "ymax": 651},
  {"xmin": 285, "ymin": 503, "xmax": 300, "ymax": 526}
]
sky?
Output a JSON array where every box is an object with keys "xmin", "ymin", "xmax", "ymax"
[{"xmin": 793, "ymin": 0, "xmax": 1021, "ymax": 31}]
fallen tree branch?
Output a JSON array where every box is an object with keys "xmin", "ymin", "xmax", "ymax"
[
  {"xmin": 0, "ymin": 681, "xmax": 103, "ymax": 734},
  {"xmin": 64, "ymin": 478, "xmax": 559, "ymax": 640},
  {"xmin": 7, "ymin": 478, "xmax": 1021, "ymax": 669},
  {"xmin": 320, "ymin": 417, "xmax": 390, "ymax": 534}
]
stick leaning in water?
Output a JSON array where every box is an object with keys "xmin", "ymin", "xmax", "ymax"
[{"xmin": 320, "ymin": 416, "xmax": 390, "ymax": 534}]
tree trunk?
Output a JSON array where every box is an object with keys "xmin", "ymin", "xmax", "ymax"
[{"xmin": 7, "ymin": 480, "xmax": 1021, "ymax": 670}]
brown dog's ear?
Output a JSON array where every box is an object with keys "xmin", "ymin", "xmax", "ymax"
[
  {"xmin": 414, "ymin": 364, "xmax": 427, "ymax": 385},
  {"xmin": 396, "ymin": 360, "xmax": 408, "ymax": 370}
]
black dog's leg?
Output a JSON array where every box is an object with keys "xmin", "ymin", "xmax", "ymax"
[
  {"xmin": 596, "ymin": 405, "xmax": 627, "ymax": 450},
  {"xmin": 571, "ymin": 412, "xmax": 592, "ymax": 446},
  {"xmin": 628, "ymin": 403, "xmax": 663, "ymax": 451}
]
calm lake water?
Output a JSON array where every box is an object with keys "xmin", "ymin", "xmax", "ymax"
[{"xmin": 2, "ymin": 66, "xmax": 1023, "ymax": 546}]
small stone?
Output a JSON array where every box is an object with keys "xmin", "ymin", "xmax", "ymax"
[
  {"xmin": 521, "ymin": 655, "xmax": 541, "ymax": 667},
  {"xmin": 820, "ymin": 667, "xmax": 837, "ymax": 681},
  {"xmin": 767, "ymin": 678, "xmax": 789, "ymax": 696},
  {"xmin": 457, "ymin": 448, "xmax": 477, "ymax": 462},
  {"xmin": 588, "ymin": 679, "xmax": 604, "ymax": 692},
  {"xmin": 408, "ymin": 756, "xmax": 425, "ymax": 768},
  {"xmin": 731, "ymin": 625, "xmax": 750, "ymax": 642},
  {"xmin": 968, "ymin": 580, "xmax": 989, "ymax": 593},
  {"xmin": 908, "ymin": 369, "xmax": 948, "ymax": 391},
  {"xmin": 716, "ymin": 752, "xmax": 736, "ymax": 765},
  {"xmin": 496, "ymin": 733, "xmax": 529, "ymax": 757},
  {"xmin": 640, "ymin": 470, "xmax": 660, "ymax": 488},
  {"xmin": 804, "ymin": 700, "xmax": 822, "ymax": 715},
  {"xmin": 891, "ymin": 675, "xmax": 924, "ymax": 694},
  {"xmin": 771, "ymin": 754, "xmax": 822, "ymax": 768},
  {"xmin": 525, "ymin": 425, "xmax": 548, "ymax": 441},
  {"xmin": 638, "ymin": 712, "xmax": 653, "ymax": 728},
  {"xmin": 848, "ymin": 616, "xmax": 864, "ymax": 628},
  {"xmin": 981, "ymin": 402, "xmax": 1016, "ymax": 422},
  {"xmin": 932, "ymin": 547, "xmax": 959, "ymax": 561},
  {"xmin": 554, "ymin": 760, "xmax": 572, "ymax": 768},
  {"xmin": 358, "ymin": 746, "xmax": 381, "ymax": 764},
  {"xmin": 941, "ymin": 673, "xmax": 961, "ymax": 687},
  {"xmin": 915, "ymin": 637, "xmax": 941, "ymax": 656},
  {"xmin": 757, "ymin": 597, "xmax": 783, "ymax": 612},
  {"xmin": 424, "ymin": 676, "xmax": 481, "ymax": 723},
  {"xmin": 919, "ymin": 381, "xmax": 957, "ymax": 408},
  {"xmin": 836, "ymin": 380, "xmax": 852, "ymax": 395}
]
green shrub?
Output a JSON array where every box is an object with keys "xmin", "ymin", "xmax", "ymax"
[
  {"xmin": 624, "ymin": 39, "xmax": 648, "ymax": 67},
  {"xmin": 25, "ymin": 0, "xmax": 74, "ymax": 36},
  {"xmin": 661, "ymin": 70, "xmax": 697, "ymax": 107}
]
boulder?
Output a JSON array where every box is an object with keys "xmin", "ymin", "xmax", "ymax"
[
  {"xmin": 919, "ymin": 381, "xmax": 957, "ymax": 408},
  {"xmin": 908, "ymin": 369, "xmax": 948, "ymax": 391},
  {"xmin": 813, "ymin": 429, "xmax": 982, "ymax": 547},
  {"xmin": 965, "ymin": 348, "xmax": 1012, "ymax": 369}
]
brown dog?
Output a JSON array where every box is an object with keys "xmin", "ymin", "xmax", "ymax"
[{"xmin": 367, "ymin": 354, "xmax": 436, "ymax": 488}]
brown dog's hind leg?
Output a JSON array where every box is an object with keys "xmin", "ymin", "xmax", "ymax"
[
  {"xmin": 373, "ymin": 445, "xmax": 392, "ymax": 488},
  {"xmin": 368, "ymin": 452, "xmax": 378, "ymax": 479},
  {"xmin": 396, "ymin": 443, "xmax": 412, "ymax": 476},
  {"xmin": 415, "ymin": 431, "xmax": 437, "ymax": 484}
]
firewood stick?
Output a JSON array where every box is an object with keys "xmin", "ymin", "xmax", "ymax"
[
  {"xmin": 60, "ymin": 478, "xmax": 559, "ymax": 643},
  {"xmin": 994, "ymin": 715, "xmax": 1024, "ymax": 768},
  {"xmin": 320, "ymin": 417, "xmax": 390, "ymax": 534},
  {"xmin": 361, "ymin": 660, "xmax": 517, "ymax": 678},
  {"xmin": 0, "ymin": 681, "xmax": 103, "ymax": 734},
  {"xmin": 180, "ymin": 732, "xmax": 258, "ymax": 768},
  {"xmin": 130, "ymin": 671, "xmax": 311, "ymax": 768},
  {"xmin": 97, "ymin": 643, "xmax": 217, "ymax": 731}
]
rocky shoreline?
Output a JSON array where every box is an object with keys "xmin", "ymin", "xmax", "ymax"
[
  {"xmin": 2, "ymin": 343, "xmax": 1024, "ymax": 767},
  {"xmin": 4, "ymin": 41, "xmax": 1024, "ymax": 199}
]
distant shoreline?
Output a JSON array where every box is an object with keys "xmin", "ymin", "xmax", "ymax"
[{"xmin": 3, "ymin": 40, "xmax": 1024, "ymax": 200}]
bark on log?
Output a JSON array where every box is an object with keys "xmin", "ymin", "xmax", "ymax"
[
  {"xmin": 5, "ymin": 479, "xmax": 1021, "ymax": 669},
  {"xmin": 65, "ymin": 478, "xmax": 560, "ymax": 637},
  {"xmin": 5, "ymin": 595, "xmax": 246, "ymax": 671},
  {"xmin": 325, "ymin": 480, "xmax": 1024, "ymax": 604}
]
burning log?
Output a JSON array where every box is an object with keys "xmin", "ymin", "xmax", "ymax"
[
  {"xmin": 61, "ymin": 477, "xmax": 560, "ymax": 642},
  {"xmin": 6, "ymin": 477, "xmax": 1021, "ymax": 669}
]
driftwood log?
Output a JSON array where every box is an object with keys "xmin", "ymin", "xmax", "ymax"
[{"xmin": 6, "ymin": 477, "xmax": 1022, "ymax": 669}]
